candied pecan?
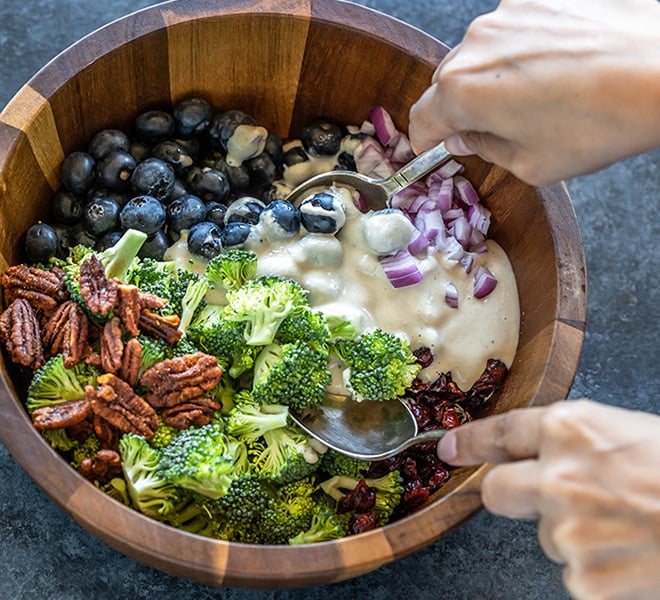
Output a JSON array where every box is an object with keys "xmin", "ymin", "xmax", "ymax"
[
  {"xmin": 119, "ymin": 337, "xmax": 142, "ymax": 387},
  {"xmin": 116, "ymin": 283, "xmax": 141, "ymax": 337},
  {"xmin": 161, "ymin": 397, "xmax": 221, "ymax": 429},
  {"xmin": 100, "ymin": 316, "xmax": 124, "ymax": 374},
  {"xmin": 88, "ymin": 373, "xmax": 158, "ymax": 440},
  {"xmin": 78, "ymin": 449, "xmax": 122, "ymax": 483},
  {"xmin": 31, "ymin": 397, "xmax": 92, "ymax": 430},
  {"xmin": 0, "ymin": 298, "xmax": 45, "ymax": 369},
  {"xmin": 138, "ymin": 291, "xmax": 168, "ymax": 311},
  {"xmin": 85, "ymin": 350, "xmax": 103, "ymax": 369},
  {"xmin": 79, "ymin": 255, "xmax": 117, "ymax": 316},
  {"xmin": 68, "ymin": 418, "xmax": 95, "ymax": 443},
  {"xmin": 138, "ymin": 309, "xmax": 182, "ymax": 344},
  {"xmin": 93, "ymin": 413, "xmax": 119, "ymax": 450},
  {"xmin": 42, "ymin": 300, "xmax": 90, "ymax": 367},
  {"xmin": 1, "ymin": 264, "xmax": 67, "ymax": 314},
  {"xmin": 140, "ymin": 352, "xmax": 223, "ymax": 408}
]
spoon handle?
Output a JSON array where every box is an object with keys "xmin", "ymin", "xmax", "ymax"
[
  {"xmin": 381, "ymin": 141, "xmax": 452, "ymax": 196},
  {"xmin": 392, "ymin": 428, "xmax": 449, "ymax": 455}
]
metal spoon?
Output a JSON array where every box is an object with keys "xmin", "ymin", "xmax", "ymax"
[
  {"xmin": 289, "ymin": 392, "xmax": 448, "ymax": 461},
  {"xmin": 286, "ymin": 141, "xmax": 453, "ymax": 209}
]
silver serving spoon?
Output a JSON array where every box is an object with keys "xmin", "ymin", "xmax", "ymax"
[
  {"xmin": 289, "ymin": 392, "xmax": 448, "ymax": 461},
  {"xmin": 286, "ymin": 141, "xmax": 453, "ymax": 209}
]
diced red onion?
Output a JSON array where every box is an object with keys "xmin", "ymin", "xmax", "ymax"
[
  {"xmin": 442, "ymin": 235, "xmax": 465, "ymax": 261},
  {"xmin": 409, "ymin": 193, "xmax": 433, "ymax": 215},
  {"xmin": 355, "ymin": 194, "xmax": 368, "ymax": 212},
  {"xmin": 391, "ymin": 187, "xmax": 419, "ymax": 212},
  {"xmin": 390, "ymin": 134, "xmax": 415, "ymax": 165},
  {"xmin": 443, "ymin": 207, "xmax": 465, "ymax": 224},
  {"xmin": 449, "ymin": 214, "xmax": 473, "ymax": 249},
  {"xmin": 428, "ymin": 175, "xmax": 454, "ymax": 214},
  {"xmin": 379, "ymin": 249, "xmax": 424, "ymax": 288},
  {"xmin": 369, "ymin": 106, "xmax": 400, "ymax": 147},
  {"xmin": 355, "ymin": 143, "xmax": 394, "ymax": 178},
  {"xmin": 346, "ymin": 124, "xmax": 361, "ymax": 135},
  {"xmin": 444, "ymin": 282, "xmax": 459, "ymax": 309},
  {"xmin": 414, "ymin": 204, "xmax": 445, "ymax": 244},
  {"xmin": 473, "ymin": 266, "xmax": 497, "ymax": 298},
  {"xmin": 459, "ymin": 253, "xmax": 475, "ymax": 274},
  {"xmin": 467, "ymin": 203, "xmax": 491, "ymax": 235},
  {"xmin": 360, "ymin": 120, "xmax": 376, "ymax": 136},
  {"xmin": 437, "ymin": 159, "xmax": 465, "ymax": 180},
  {"xmin": 407, "ymin": 227, "xmax": 430, "ymax": 255},
  {"xmin": 454, "ymin": 175, "xmax": 481, "ymax": 207}
]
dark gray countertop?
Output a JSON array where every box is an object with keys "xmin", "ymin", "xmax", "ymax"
[{"xmin": 0, "ymin": 1, "xmax": 657, "ymax": 598}]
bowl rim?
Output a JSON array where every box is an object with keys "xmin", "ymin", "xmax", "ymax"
[{"xmin": 0, "ymin": 0, "xmax": 587, "ymax": 589}]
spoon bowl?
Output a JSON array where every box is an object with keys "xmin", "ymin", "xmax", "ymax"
[
  {"xmin": 290, "ymin": 392, "xmax": 448, "ymax": 461},
  {"xmin": 286, "ymin": 141, "xmax": 452, "ymax": 208}
]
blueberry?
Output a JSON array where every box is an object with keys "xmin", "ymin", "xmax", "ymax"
[
  {"xmin": 187, "ymin": 221, "xmax": 223, "ymax": 259},
  {"xmin": 260, "ymin": 199, "xmax": 301, "ymax": 241},
  {"xmin": 87, "ymin": 188, "xmax": 130, "ymax": 208},
  {"xmin": 166, "ymin": 193, "xmax": 207, "ymax": 234},
  {"xmin": 170, "ymin": 179, "xmax": 188, "ymax": 202},
  {"xmin": 95, "ymin": 150, "xmax": 137, "ymax": 192},
  {"xmin": 186, "ymin": 167, "xmax": 230, "ymax": 203},
  {"xmin": 120, "ymin": 195, "xmax": 166, "ymax": 235},
  {"xmin": 173, "ymin": 97, "xmax": 212, "ymax": 138},
  {"xmin": 51, "ymin": 189, "xmax": 84, "ymax": 224},
  {"xmin": 301, "ymin": 119, "xmax": 343, "ymax": 156},
  {"xmin": 261, "ymin": 184, "xmax": 286, "ymax": 204},
  {"xmin": 88, "ymin": 129, "xmax": 130, "ymax": 160},
  {"xmin": 299, "ymin": 192, "xmax": 346, "ymax": 234},
  {"xmin": 83, "ymin": 196, "xmax": 121, "ymax": 236},
  {"xmin": 336, "ymin": 151, "xmax": 357, "ymax": 171},
  {"xmin": 130, "ymin": 140, "xmax": 152, "ymax": 163},
  {"xmin": 213, "ymin": 156, "xmax": 251, "ymax": 190},
  {"xmin": 134, "ymin": 110, "xmax": 176, "ymax": 143},
  {"xmin": 283, "ymin": 146, "xmax": 309, "ymax": 167},
  {"xmin": 70, "ymin": 222, "xmax": 97, "ymax": 247},
  {"xmin": 131, "ymin": 158, "xmax": 176, "ymax": 203},
  {"xmin": 205, "ymin": 201, "xmax": 227, "ymax": 227},
  {"xmin": 206, "ymin": 109, "xmax": 256, "ymax": 152},
  {"xmin": 225, "ymin": 196, "xmax": 265, "ymax": 225},
  {"xmin": 220, "ymin": 222, "xmax": 256, "ymax": 249},
  {"xmin": 264, "ymin": 132, "xmax": 284, "ymax": 167},
  {"xmin": 50, "ymin": 223, "xmax": 72, "ymax": 259},
  {"xmin": 24, "ymin": 222, "xmax": 59, "ymax": 263},
  {"xmin": 60, "ymin": 151, "xmax": 95, "ymax": 194},
  {"xmin": 247, "ymin": 152, "xmax": 277, "ymax": 187},
  {"xmin": 151, "ymin": 140, "xmax": 194, "ymax": 175},
  {"xmin": 139, "ymin": 230, "xmax": 170, "ymax": 260},
  {"xmin": 95, "ymin": 231, "xmax": 124, "ymax": 252}
]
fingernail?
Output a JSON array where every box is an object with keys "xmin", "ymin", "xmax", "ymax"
[
  {"xmin": 445, "ymin": 134, "xmax": 473, "ymax": 156},
  {"xmin": 437, "ymin": 433, "xmax": 457, "ymax": 463}
]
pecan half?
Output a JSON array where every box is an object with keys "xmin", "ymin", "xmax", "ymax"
[
  {"xmin": 116, "ymin": 283, "xmax": 141, "ymax": 337},
  {"xmin": 78, "ymin": 449, "xmax": 122, "ymax": 483},
  {"xmin": 138, "ymin": 309, "xmax": 182, "ymax": 344},
  {"xmin": 161, "ymin": 397, "xmax": 221, "ymax": 429},
  {"xmin": 140, "ymin": 352, "xmax": 223, "ymax": 408},
  {"xmin": 93, "ymin": 413, "xmax": 119, "ymax": 450},
  {"xmin": 79, "ymin": 255, "xmax": 117, "ymax": 317},
  {"xmin": 88, "ymin": 373, "xmax": 158, "ymax": 440},
  {"xmin": 42, "ymin": 300, "xmax": 90, "ymax": 367},
  {"xmin": 119, "ymin": 337, "xmax": 142, "ymax": 388},
  {"xmin": 138, "ymin": 291, "xmax": 168, "ymax": 311},
  {"xmin": 100, "ymin": 316, "xmax": 124, "ymax": 374},
  {"xmin": 0, "ymin": 298, "xmax": 45, "ymax": 369},
  {"xmin": 31, "ymin": 397, "xmax": 92, "ymax": 430},
  {"xmin": 1, "ymin": 264, "xmax": 67, "ymax": 315}
]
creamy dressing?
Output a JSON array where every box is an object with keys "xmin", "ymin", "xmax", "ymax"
[
  {"xmin": 164, "ymin": 186, "xmax": 520, "ymax": 390},
  {"xmin": 226, "ymin": 124, "xmax": 268, "ymax": 167}
]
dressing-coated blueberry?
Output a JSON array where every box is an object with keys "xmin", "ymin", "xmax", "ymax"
[
  {"xmin": 131, "ymin": 158, "xmax": 176, "ymax": 203},
  {"xmin": 206, "ymin": 109, "xmax": 256, "ymax": 152},
  {"xmin": 336, "ymin": 151, "xmax": 357, "ymax": 171},
  {"xmin": 119, "ymin": 195, "xmax": 166, "ymax": 235},
  {"xmin": 88, "ymin": 129, "xmax": 130, "ymax": 160},
  {"xmin": 166, "ymin": 193, "xmax": 207, "ymax": 234},
  {"xmin": 283, "ymin": 146, "xmax": 309, "ymax": 167},
  {"xmin": 134, "ymin": 110, "xmax": 176, "ymax": 143},
  {"xmin": 220, "ymin": 221, "xmax": 256, "ymax": 248},
  {"xmin": 24, "ymin": 222, "xmax": 59, "ymax": 263},
  {"xmin": 51, "ymin": 189, "xmax": 84, "ymax": 224},
  {"xmin": 299, "ymin": 192, "xmax": 346, "ymax": 234},
  {"xmin": 95, "ymin": 150, "xmax": 137, "ymax": 192},
  {"xmin": 151, "ymin": 140, "xmax": 194, "ymax": 175},
  {"xmin": 83, "ymin": 196, "xmax": 121, "ymax": 236},
  {"xmin": 301, "ymin": 119, "xmax": 343, "ymax": 156},
  {"xmin": 187, "ymin": 221, "xmax": 223, "ymax": 259},
  {"xmin": 264, "ymin": 132, "xmax": 284, "ymax": 168},
  {"xmin": 60, "ymin": 151, "xmax": 96, "ymax": 195},
  {"xmin": 173, "ymin": 97, "xmax": 212, "ymax": 139},
  {"xmin": 247, "ymin": 152, "xmax": 277, "ymax": 187},
  {"xmin": 225, "ymin": 196, "xmax": 265, "ymax": 225},
  {"xmin": 259, "ymin": 200, "xmax": 301, "ymax": 241}
]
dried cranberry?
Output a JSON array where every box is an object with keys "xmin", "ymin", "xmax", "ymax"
[
  {"xmin": 407, "ymin": 399, "xmax": 432, "ymax": 430},
  {"xmin": 402, "ymin": 479, "xmax": 430, "ymax": 509},
  {"xmin": 428, "ymin": 466, "xmax": 450, "ymax": 491},
  {"xmin": 412, "ymin": 346, "xmax": 433, "ymax": 368},
  {"xmin": 337, "ymin": 480, "xmax": 376, "ymax": 514},
  {"xmin": 400, "ymin": 457, "xmax": 420, "ymax": 480},
  {"xmin": 349, "ymin": 512, "xmax": 379, "ymax": 535}
]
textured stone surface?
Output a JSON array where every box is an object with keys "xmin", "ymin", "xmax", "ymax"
[{"xmin": 0, "ymin": 1, "xmax": 657, "ymax": 599}]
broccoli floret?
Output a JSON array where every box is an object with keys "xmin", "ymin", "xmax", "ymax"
[
  {"xmin": 253, "ymin": 425, "xmax": 320, "ymax": 485},
  {"xmin": 127, "ymin": 257, "xmax": 178, "ymax": 301},
  {"xmin": 70, "ymin": 434, "xmax": 102, "ymax": 468},
  {"xmin": 276, "ymin": 307, "xmax": 331, "ymax": 349},
  {"xmin": 320, "ymin": 471, "xmax": 404, "ymax": 524},
  {"xmin": 157, "ymin": 423, "xmax": 248, "ymax": 499},
  {"xmin": 62, "ymin": 229, "xmax": 147, "ymax": 319},
  {"xmin": 251, "ymin": 341, "xmax": 331, "ymax": 413},
  {"xmin": 325, "ymin": 314, "xmax": 357, "ymax": 340},
  {"xmin": 225, "ymin": 400, "xmax": 289, "ymax": 443},
  {"xmin": 137, "ymin": 335, "xmax": 170, "ymax": 378},
  {"xmin": 119, "ymin": 433, "xmax": 180, "ymax": 519},
  {"xmin": 163, "ymin": 490, "xmax": 216, "ymax": 538},
  {"xmin": 331, "ymin": 328, "xmax": 421, "ymax": 401},
  {"xmin": 178, "ymin": 276, "xmax": 210, "ymax": 333},
  {"xmin": 222, "ymin": 275, "xmax": 309, "ymax": 346},
  {"xmin": 206, "ymin": 249, "xmax": 258, "ymax": 291},
  {"xmin": 319, "ymin": 449, "xmax": 371, "ymax": 479},
  {"xmin": 168, "ymin": 335, "xmax": 201, "ymax": 357},
  {"xmin": 41, "ymin": 428, "xmax": 79, "ymax": 452},
  {"xmin": 149, "ymin": 417, "xmax": 180, "ymax": 450},
  {"xmin": 289, "ymin": 509, "xmax": 348, "ymax": 544},
  {"xmin": 26, "ymin": 354, "xmax": 99, "ymax": 414},
  {"xmin": 100, "ymin": 477, "xmax": 131, "ymax": 506}
]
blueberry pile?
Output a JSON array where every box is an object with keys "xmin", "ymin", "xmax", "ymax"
[{"xmin": 24, "ymin": 97, "xmax": 358, "ymax": 264}]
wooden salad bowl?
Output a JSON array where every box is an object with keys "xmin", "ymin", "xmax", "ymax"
[{"xmin": 0, "ymin": 0, "xmax": 587, "ymax": 588}]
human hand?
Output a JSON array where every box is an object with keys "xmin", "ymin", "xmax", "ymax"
[
  {"xmin": 409, "ymin": 0, "xmax": 660, "ymax": 185},
  {"xmin": 437, "ymin": 400, "xmax": 660, "ymax": 600}
]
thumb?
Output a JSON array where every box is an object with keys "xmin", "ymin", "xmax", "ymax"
[{"xmin": 445, "ymin": 131, "xmax": 517, "ymax": 171}]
